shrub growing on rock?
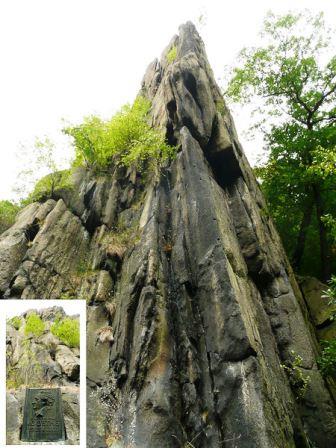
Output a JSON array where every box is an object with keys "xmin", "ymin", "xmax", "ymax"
[
  {"xmin": 322, "ymin": 275, "xmax": 336, "ymax": 320},
  {"xmin": 281, "ymin": 351, "xmax": 310, "ymax": 399},
  {"xmin": 51, "ymin": 317, "xmax": 80, "ymax": 348},
  {"xmin": 318, "ymin": 339, "xmax": 336, "ymax": 377},
  {"xmin": 166, "ymin": 45, "xmax": 177, "ymax": 63},
  {"xmin": 24, "ymin": 169, "xmax": 72, "ymax": 204},
  {"xmin": 25, "ymin": 313, "xmax": 45, "ymax": 337},
  {"xmin": 63, "ymin": 96, "xmax": 176, "ymax": 171}
]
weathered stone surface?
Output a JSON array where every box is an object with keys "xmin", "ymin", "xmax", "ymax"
[
  {"xmin": 87, "ymin": 305, "xmax": 110, "ymax": 384},
  {"xmin": 95, "ymin": 270, "xmax": 113, "ymax": 302},
  {"xmin": 7, "ymin": 308, "xmax": 80, "ymax": 387},
  {"xmin": 87, "ymin": 386, "xmax": 109, "ymax": 448},
  {"xmin": 61, "ymin": 391, "xmax": 80, "ymax": 445},
  {"xmin": 1, "ymin": 199, "xmax": 90, "ymax": 299},
  {"xmin": 55, "ymin": 345, "xmax": 80, "ymax": 381},
  {"xmin": 0, "ymin": 200, "xmax": 56, "ymax": 296},
  {"xmin": 298, "ymin": 276, "xmax": 335, "ymax": 326},
  {"xmin": 6, "ymin": 392, "xmax": 21, "ymax": 444},
  {"xmin": 1, "ymin": 22, "xmax": 336, "ymax": 447}
]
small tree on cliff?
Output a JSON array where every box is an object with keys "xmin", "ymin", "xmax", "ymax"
[
  {"xmin": 15, "ymin": 138, "xmax": 72, "ymax": 204},
  {"xmin": 226, "ymin": 11, "xmax": 336, "ymax": 281}
]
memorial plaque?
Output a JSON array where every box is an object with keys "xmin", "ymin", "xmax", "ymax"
[{"xmin": 21, "ymin": 388, "xmax": 66, "ymax": 442}]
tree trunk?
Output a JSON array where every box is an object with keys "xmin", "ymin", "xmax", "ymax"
[
  {"xmin": 292, "ymin": 193, "xmax": 313, "ymax": 270},
  {"xmin": 313, "ymin": 183, "xmax": 331, "ymax": 281}
]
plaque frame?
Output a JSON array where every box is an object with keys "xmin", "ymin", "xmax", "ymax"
[{"xmin": 20, "ymin": 387, "xmax": 66, "ymax": 442}]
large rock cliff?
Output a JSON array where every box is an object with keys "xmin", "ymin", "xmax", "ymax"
[{"xmin": 0, "ymin": 23, "xmax": 335, "ymax": 447}]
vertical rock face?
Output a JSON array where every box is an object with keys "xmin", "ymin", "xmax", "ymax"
[{"xmin": 0, "ymin": 23, "xmax": 335, "ymax": 447}]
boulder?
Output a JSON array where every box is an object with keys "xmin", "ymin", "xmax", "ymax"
[
  {"xmin": 298, "ymin": 276, "xmax": 336, "ymax": 326},
  {"xmin": 55, "ymin": 345, "xmax": 80, "ymax": 381}
]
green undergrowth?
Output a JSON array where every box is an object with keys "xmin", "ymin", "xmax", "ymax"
[
  {"xmin": 215, "ymin": 99, "xmax": 226, "ymax": 116},
  {"xmin": 24, "ymin": 313, "xmax": 45, "ymax": 337},
  {"xmin": 318, "ymin": 339, "xmax": 336, "ymax": 377},
  {"xmin": 281, "ymin": 351, "xmax": 310, "ymax": 399},
  {"xmin": 51, "ymin": 317, "xmax": 80, "ymax": 348},
  {"xmin": 0, "ymin": 200, "xmax": 20, "ymax": 234},
  {"xmin": 166, "ymin": 45, "xmax": 177, "ymax": 63},
  {"xmin": 322, "ymin": 275, "xmax": 336, "ymax": 320},
  {"xmin": 23, "ymin": 169, "xmax": 73, "ymax": 205},
  {"xmin": 103, "ymin": 223, "xmax": 141, "ymax": 260},
  {"xmin": 64, "ymin": 96, "xmax": 176, "ymax": 172}
]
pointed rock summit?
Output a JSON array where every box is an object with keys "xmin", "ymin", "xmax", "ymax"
[{"xmin": 1, "ymin": 23, "xmax": 335, "ymax": 447}]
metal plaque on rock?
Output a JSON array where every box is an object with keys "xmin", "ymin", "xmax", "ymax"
[{"xmin": 21, "ymin": 388, "xmax": 66, "ymax": 442}]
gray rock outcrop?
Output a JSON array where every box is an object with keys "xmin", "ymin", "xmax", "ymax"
[
  {"xmin": 6, "ymin": 307, "xmax": 80, "ymax": 387},
  {"xmin": 1, "ymin": 22, "xmax": 336, "ymax": 447}
]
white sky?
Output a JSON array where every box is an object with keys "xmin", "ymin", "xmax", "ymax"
[
  {"xmin": 5, "ymin": 299, "xmax": 83, "ymax": 319},
  {"xmin": 0, "ymin": 0, "xmax": 335, "ymax": 201}
]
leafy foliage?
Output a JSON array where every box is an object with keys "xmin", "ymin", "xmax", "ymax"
[
  {"xmin": 63, "ymin": 96, "xmax": 176, "ymax": 171},
  {"xmin": 281, "ymin": 351, "xmax": 311, "ymax": 399},
  {"xmin": 322, "ymin": 275, "xmax": 336, "ymax": 320},
  {"xmin": 24, "ymin": 169, "xmax": 72, "ymax": 205},
  {"xmin": 25, "ymin": 313, "xmax": 45, "ymax": 337},
  {"xmin": 167, "ymin": 45, "xmax": 177, "ymax": 64},
  {"xmin": 0, "ymin": 200, "xmax": 20, "ymax": 234},
  {"xmin": 318, "ymin": 339, "xmax": 336, "ymax": 377},
  {"xmin": 51, "ymin": 317, "xmax": 80, "ymax": 348},
  {"xmin": 15, "ymin": 137, "xmax": 73, "ymax": 205},
  {"xmin": 226, "ymin": 11, "xmax": 336, "ymax": 280}
]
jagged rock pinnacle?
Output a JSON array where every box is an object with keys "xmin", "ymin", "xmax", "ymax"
[{"xmin": 1, "ymin": 23, "xmax": 336, "ymax": 447}]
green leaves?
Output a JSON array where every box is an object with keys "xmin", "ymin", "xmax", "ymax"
[
  {"xmin": 64, "ymin": 96, "xmax": 176, "ymax": 171},
  {"xmin": 25, "ymin": 313, "xmax": 45, "ymax": 337},
  {"xmin": 318, "ymin": 338, "xmax": 336, "ymax": 377},
  {"xmin": 24, "ymin": 169, "xmax": 73, "ymax": 205},
  {"xmin": 0, "ymin": 200, "xmax": 20, "ymax": 234},
  {"xmin": 14, "ymin": 137, "xmax": 73, "ymax": 205},
  {"xmin": 228, "ymin": 10, "xmax": 336, "ymax": 279},
  {"xmin": 226, "ymin": 11, "xmax": 336, "ymax": 129},
  {"xmin": 51, "ymin": 317, "xmax": 80, "ymax": 348},
  {"xmin": 166, "ymin": 45, "xmax": 177, "ymax": 64}
]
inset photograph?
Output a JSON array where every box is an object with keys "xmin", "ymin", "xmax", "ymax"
[{"xmin": 5, "ymin": 302, "xmax": 83, "ymax": 445}]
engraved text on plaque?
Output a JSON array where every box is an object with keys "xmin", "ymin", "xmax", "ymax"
[{"xmin": 21, "ymin": 388, "xmax": 66, "ymax": 442}]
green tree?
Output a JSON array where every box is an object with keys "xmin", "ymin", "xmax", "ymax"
[
  {"xmin": 63, "ymin": 96, "xmax": 176, "ymax": 172},
  {"xmin": 226, "ymin": 11, "xmax": 336, "ymax": 280},
  {"xmin": 0, "ymin": 200, "xmax": 20, "ymax": 234},
  {"xmin": 15, "ymin": 137, "xmax": 72, "ymax": 204}
]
